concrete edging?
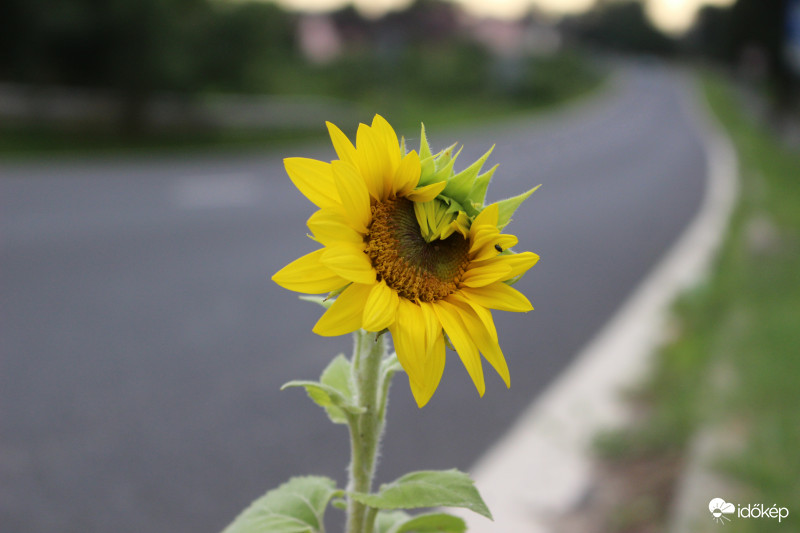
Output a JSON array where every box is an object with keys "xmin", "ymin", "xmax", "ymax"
[{"xmin": 457, "ymin": 74, "xmax": 739, "ymax": 532}]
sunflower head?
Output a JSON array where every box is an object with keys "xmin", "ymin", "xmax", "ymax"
[{"xmin": 273, "ymin": 115, "xmax": 539, "ymax": 407}]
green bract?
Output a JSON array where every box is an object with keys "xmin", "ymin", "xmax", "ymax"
[{"xmin": 415, "ymin": 123, "xmax": 540, "ymax": 229}]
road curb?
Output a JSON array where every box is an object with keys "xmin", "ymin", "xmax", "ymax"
[{"xmin": 457, "ymin": 74, "xmax": 739, "ymax": 532}]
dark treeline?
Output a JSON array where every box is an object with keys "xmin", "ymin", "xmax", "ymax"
[
  {"xmin": 0, "ymin": 0, "xmax": 297, "ymax": 132},
  {"xmin": 691, "ymin": 0, "xmax": 797, "ymax": 110},
  {"xmin": 0, "ymin": 0, "xmax": 795, "ymax": 134},
  {"xmin": 1, "ymin": 0, "xmax": 795, "ymax": 91},
  {"xmin": 0, "ymin": 0, "xmax": 294, "ymax": 92}
]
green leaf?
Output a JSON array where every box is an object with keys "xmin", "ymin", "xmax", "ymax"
[
  {"xmin": 350, "ymin": 469, "xmax": 492, "ymax": 520},
  {"xmin": 281, "ymin": 355, "xmax": 363, "ymax": 424},
  {"xmin": 376, "ymin": 511, "xmax": 412, "ymax": 533},
  {"xmin": 496, "ymin": 184, "xmax": 541, "ymax": 230},
  {"xmin": 320, "ymin": 353, "xmax": 353, "ymax": 400},
  {"xmin": 222, "ymin": 476, "xmax": 341, "ymax": 533},
  {"xmin": 375, "ymin": 511, "xmax": 466, "ymax": 533},
  {"xmin": 397, "ymin": 514, "xmax": 466, "ymax": 533}
]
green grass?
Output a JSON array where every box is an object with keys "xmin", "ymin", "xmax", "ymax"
[
  {"xmin": 702, "ymin": 76, "xmax": 800, "ymax": 532},
  {"xmin": 594, "ymin": 73, "xmax": 800, "ymax": 532}
]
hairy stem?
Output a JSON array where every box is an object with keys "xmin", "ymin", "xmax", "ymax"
[{"xmin": 346, "ymin": 330, "xmax": 387, "ymax": 533}]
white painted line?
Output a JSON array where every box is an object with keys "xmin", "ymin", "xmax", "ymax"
[
  {"xmin": 172, "ymin": 173, "xmax": 262, "ymax": 209},
  {"xmin": 456, "ymin": 75, "xmax": 739, "ymax": 532}
]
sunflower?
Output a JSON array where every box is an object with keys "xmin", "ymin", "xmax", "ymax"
[{"xmin": 273, "ymin": 115, "xmax": 539, "ymax": 407}]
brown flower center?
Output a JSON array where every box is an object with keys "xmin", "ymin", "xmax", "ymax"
[{"xmin": 366, "ymin": 197, "xmax": 470, "ymax": 302}]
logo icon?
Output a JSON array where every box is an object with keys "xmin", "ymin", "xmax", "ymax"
[{"xmin": 709, "ymin": 498, "xmax": 736, "ymax": 524}]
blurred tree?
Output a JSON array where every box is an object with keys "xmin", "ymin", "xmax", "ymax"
[
  {"xmin": 199, "ymin": 2, "xmax": 295, "ymax": 93},
  {"xmin": 569, "ymin": 1, "xmax": 676, "ymax": 56},
  {"xmin": 725, "ymin": 0, "xmax": 794, "ymax": 108},
  {"xmin": 691, "ymin": 6, "xmax": 733, "ymax": 62},
  {"xmin": 0, "ymin": 0, "xmax": 296, "ymax": 134},
  {"xmin": 692, "ymin": 0, "xmax": 796, "ymax": 113}
]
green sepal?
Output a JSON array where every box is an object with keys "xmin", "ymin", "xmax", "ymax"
[
  {"xmin": 382, "ymin": 353, "xmax": 403, "ymax": 377},
  {"xmin": 467, "ymin": 164, "xmax": 499, "ymax": 211},
  {"xmin": 504, "ymin": 268, "xmax": 527, "ymax": 287},
  {"xmin": 376, "ymin": 511, "xmax": 466, "ymax": 533},
  {"xmin": 443, "ymin": 145, "xmax": 494, "ymax": 204},
  {"xmin": 298, "ymin": 283, "xmax": 348, "ymax": 310},
  {"xmin": 298, "ymin": 295, "xmax": 333, "ymax": 309},
  {"xmin": 433, "ymin": 144, "xmax": 461, "ymax": 183},
  {"xmin": 349, "ymin": 469, "xmax": 492, "ymax": 520},
  {"xmin": 418, "ymin": 156, "xmax": 438, "ymax": 187},
  {"xmin": 417, "ymin": 124, "xmax": 438, "ymax": 187},
  {"xmin": 281, "ymin": 355, "xmax": 364, "ymax": 424},
  {"xmin": 326, "ymin": 284, "xmax": 348, "ymax": 301},
  {"xmin": 439, "ymin": 195, "xmax": 466, "ymax": 215},
  {"xmin": 418, "ymin": 123, "xmax": 432, "ymax": 161},
  {"xmin": 222, "ymin": 476, "xmax": 342, "ymax": 533},
  {"xmin": 496, "ymin": 184, "xmax": 541, "ymax": 229},
  {"xmin": 443, "ymin": 335, "xmax": 455, "ymax": 352}
]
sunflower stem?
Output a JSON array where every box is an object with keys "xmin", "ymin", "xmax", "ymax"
[{"xmin": 346, "ymin": 330, "xmax": 387, "ymax": 533}]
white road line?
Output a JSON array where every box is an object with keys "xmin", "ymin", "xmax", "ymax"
[{"xmin": 456, "ymin": 74, "xmax": 739, "ymax": 532}]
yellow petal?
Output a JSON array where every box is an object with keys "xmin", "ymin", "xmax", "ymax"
[
  {"xmin": 307, "ymin": 209, "xmax": 363, "ymax": 246},
  {"xmin": 471, "ymin": 232, "xmax": 519, "ymax": 261},
  {"xmin": 355, "ymin": 123, "xmax": 386, "ymax": 200},
  {"xmin": 371, "ymin": 115, "xmax": 401, "ymax": 173},
  {"xmin": 418, "ymin": 301, "xmax": 442, "ymax": 352},
  {"xmin": 422, "ymin": 333, "xmax": 446, "ymax": 404},
  {"xmin": 313, "ymin": 283, "xmax": 371, "ymax": 336},
  {"xmin": 320, "ymin": 244, "xmax": 376, "ymax": 285},
  {"xmin": 362, "ymin": 280, "xmax": 399, "ymax": 331},
  {"xmin": 390, "ymin": 300, "xmax": 428, "ymax": 395},
  {"xmin": 405, "ymin": 180, "xmax": 446, "ymax": 202},
  {"xmin": 432, "ymin": 300, "xmax": 485, "ymax": 396},
  {"xmin": 394, "ymin": 150, "xmax": 421, "ymax": 197},
  {"xmin": 462, "ymin": 282, "xmax": 533, "ymax": 312},
  {"xmin": 470, "ymin": 203, "xmax": 499, "ymax": 238},
  {"xmin": 471, "ymin": 251, "xmax": 540, "ymax": 281},
  {"xmin": 446, "ymin": 297, "xmax": 509, "ymax": 387},
  {"xmin": 326, "ymin": 121, "xmax": 357, "ymax": 165},
  {"xmin": 460, "ymin": 261, "xmax": 512, "ymax": 288},
  {"xmin": 272, "ymin": 248, "xmax": 348, "ymax": 294},
  {"xmin": 284, "ymin": 158, "xmax": 340, "ymax": 210},
  {"xmin": 449, "ymin": 292, "xmax": 498, "ymax": 343},
  {"xmin": 332, "ymin": 160, "xmax": 371, "ymax": 234},
  {"xmin": 409, "ymin": 333, "xmax": 445, "ymax": 408}
]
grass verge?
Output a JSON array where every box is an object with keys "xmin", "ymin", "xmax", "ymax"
[{"xmin": 589, "ymin": 73, "xmax": 800, "ymax": 532}]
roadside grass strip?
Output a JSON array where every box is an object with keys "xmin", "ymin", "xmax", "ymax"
[{"xmin": 593, "ymin": 74, "xmax": 800, "ymax": 532}]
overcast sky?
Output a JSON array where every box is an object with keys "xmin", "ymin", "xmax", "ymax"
[{"xmin": 270, "ymin": 0, "xmax": 735, "ymax": 35}]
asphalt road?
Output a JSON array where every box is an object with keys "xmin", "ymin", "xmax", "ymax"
[{"xmin": 1, "ymin": 64, "xmax": 707, "ymax": 533}]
